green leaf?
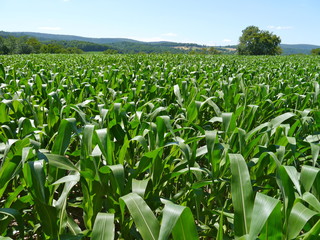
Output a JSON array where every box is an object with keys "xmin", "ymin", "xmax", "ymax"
[
  {"xmin": 120, "ymin": 193, "xmax": 160, "ymax": 240},
  {"xmin": 270, "ymin": 112, "xmax": 295, "ymax": 130},
  {"xmin": 80, "ymin": 124, "xmax": 95, "ymax": 170},
  {"xmin": 205, "ymin": 130, "xmax": 218, "ymax": 175},
  {"xmin": 45, "ymin": 153, "xmax": 79, "ymax": 172},
  {"xmin": 259, "ymin": 200, "xmax": 282, "ymax": 240},
  {"xmin": 179, "ymin": 141, "xmax": 191, "ymax": 164},
  {"xmin": 108, "ymin": 164, "xmax": 125, "ymax": 196},
  {"xmin": 132, "ymin": 179, "xmax": 149, "ymax": 198},
  {"xmin": 59, "ymin": 234, "xmax": 84, "ymax": 240},
  {"xmin": 229, "ymin": 154, "xmax": 254, "ymax": 237},
  {"xmin": 156, "ymin": 116, "xmax": 166, "ymax": 148},
  {"xmin": 0, "ymin": 208, "xmax": 24, "ymax": 239},
  {"xmin": 0, "ymin": 103, "xmax": 10, "ymax": 123},
  {"xmin": 159, "ymin": 115, "xmax": 175, "ymax": 138},
  {"xmin": 17, "ymin": 117, "xmax": 36, "ymax": 138},
  {"xmin": 23, "ymin": 160, "xmax": 47, "ymax": 203},
  {"xmin": 0, "ymin": 139, "xmax": 30, "ymax": 194},
  {"xmin": 34, "ymin": 200, "xmax": 58, "ymax": 238},
  {"xmin": 302, "ymin": 192, "xmax": 320, "ymax": 212},
  {"xmin": 132, "ymin": 135, "xmax": 149, "ymax": 151},
  {"xmin": 66, "ymin": 216, "xmax": 82, "ymax": 235},
  {"xmin": 287, "ymin": 202, "xmax": 318, "ymax": 239},
  {"xmin": 310, "ymin": 143, "xmax": 320, "ymax": 167},
  {"xmin": 95, "ymin": 128, "xmax": 113, "ymax": 165},
  {"xmin": 222, "ymin": 112, "xmax": 233, "ymax": 133},
  {"xmin": 217, "ymin": 210, "xmax": 224, "ymax": 240},
  {"xmin": 159, "ymin": 202, "xmax": 199, "ymax": 240},
  {"xmin": 303, "ymin": 219, "xmax": 320, "ymax": 240},
  {"xmin": 245, "ymin": 122, "xmax": 269, "ymax": 141},
  {"xmin": 201, "ymin": 96, "xmax": 221, "ymax": 117},
  {"xmin": 91, "ymin": 213, "xmax": 115, "ymax": 240},
  {"xmin": 187, "ymin": 101, "xmax": 198, "ymax": 123},
  {"xmin": 277, "ymin": 165, "xmax": 296, "ymax": 222},
  {"xmin": 53, "ymin": 173, "xmax": 80, "ymax": 234},
  {"xmin": 111, "ymin": 124, "xmax": 126, "ymax": 143},
  {"xmin": 282, "ymin": 166, "xmax": 301, "ymax": 196},
  {"xmin": 174, "ymin": 84, "xmax": 183, "ymax": 107},
  {"xmin": 300, "ymin": 165, "xmax": 320, "ymax": 193},
  {"xmin": 248, "ymin": 193, "xmax": 281, "ymax": 239},
  {"xmin": 52, "ymin": 118, "xmax": 76, "ymax": 155},
  {"xmin": 0, "ymin": 63, "xmax": 6, "ymax": 80}
]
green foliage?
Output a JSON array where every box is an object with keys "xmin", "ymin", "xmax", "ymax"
[
  {"xmin": 0, "ymin": 54, "xmax": 320, "ymax": 239},
  {"xmin": 311, "ymin": 48, "xmax": 320, "ymax": 55},
  {"xmin": 189, "ymin": 47, "xmax": 221, "ymax": 55},
  {"xmin": 0, "ymin": 35, "xmax": 84, "ymax": 55},
  {"xmin": 238, "ymin": 25, "xmax": 282, "ymax": 55},
  {"xmin": 103, "ymin": 49, "xmax": 119, "ymax": 54}
]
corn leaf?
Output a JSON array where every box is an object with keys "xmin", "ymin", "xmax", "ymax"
[
  {"xmin": 229, "ymin": 153, "xmax": 254, "ymax": 237},
  {"xmin": 248, "ymin": 192, "xmax": 281, "ymax": 239},
  {"xmin": 287, "ymin": 202, "xmax": 318, "ymax": 239},
  {"xmin": 0, "ymin": 208, "xmax": 24, "ymax": 239},
  {"xmin": 51, "ymin": 118, "xmax": 76, "ymax": 155},
  {"xmin": 159, "ymin": 202, "xmax": 199, "ymax": 240},
  {"xmin": 120, "ymin": 193, "xmax": 160, "ymax": 240},
  {"xmin": 91, "ymin": 213, "xmax": 115, "ymax": 240}
]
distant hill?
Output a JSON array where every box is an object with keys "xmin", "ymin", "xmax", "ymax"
[
  {"xmin": 1, "ymin": 31, "xmax": 319, "ymax": 55},
  {"xmin": 0, "ymin": 31, "xmax": 139, "ymax": 44},
  {"xmin": 216, "ymin": 44, "xmax": 320, "ymax": 55},
  {"xmin": 0, "ymin": 31, "xmax": 206, "ymax": 54},
  {"xmin": 280, "ymin": 44, "xmax": 320, "ymax": 55}
]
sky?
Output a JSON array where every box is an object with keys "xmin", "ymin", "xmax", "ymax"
[{"xmin": 1, "ymin": 0, "xmax": 320, "ymax": 46}]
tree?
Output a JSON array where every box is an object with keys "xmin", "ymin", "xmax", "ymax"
[
  {"xmin": 65, "ymin": 47, "xmax": 84, "ymax": 54},
  {"xmin": 237, "ymin": 26, "xmax": 282, "ymax": 55},
  {"xmin": 311, "ymin": 48, "xmax": 320, "ymax": 55},
  {"xmin": 0, "ymin": 36, "xmax": 9, "ymax": 54},
  {"xmin": 26, "ymin": 37, "xmax": 42, "ymax": 53},
  {"xmin": 208, "ymin": 47, "xmax": 221, "ymax": 55},
  {"xmin": 199, "ymin": 47, "xmax": 221, "ymax": 55},
  {"xmin": 17, "ymin": 36, "xmax": 33, "ymax": 54},
  {"xmin": 103, "ymin": 49, "xmax": 119, "ymax": 54},
  {"xmin": 40, "ymin": 43, "xmax": 65, "ymax": 53},
  {"xmin": 5, "ymin": 36, "xmax": 18, "ymax": 54}
]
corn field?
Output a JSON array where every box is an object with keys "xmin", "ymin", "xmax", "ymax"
[{"xmin": 0, "ymin": 54, "xmax": 320, "ymax": 239}]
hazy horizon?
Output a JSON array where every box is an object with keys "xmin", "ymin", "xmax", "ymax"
[{"xmin": 2, "ymin": 30, "xmax": 320, "ymax": 48}]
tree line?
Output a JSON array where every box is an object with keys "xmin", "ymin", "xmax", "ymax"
[
  {"xmin": 0, "ymin": 36, "xmax": 87, "ymax": 54},
  {"xmin": 0, "ymin": 34, "xmax": 222, "ymax": 55},
  {"xmin": 1, "ymin": 28, "xmax": 319, "ymax": 55}
]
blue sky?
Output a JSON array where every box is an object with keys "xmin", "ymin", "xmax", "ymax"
[{"xmin": 1, "ymin": 0, "xmax": 320, "ymax": 46}]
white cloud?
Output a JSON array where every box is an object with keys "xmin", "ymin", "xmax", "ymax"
[
  {"xmin": 161, "ymin": 33, "xmax": 178, "ymax": 37},
  {"xmin": 38, "ymin": 27, "xmax": 62, "ymax": 31},
  {"xmin": 267, "ymin": 26, "xmax": 293, "ymax": 30},
  {"xmin": 223, "ymin": 39, "xmax": 232, "ymax": 43}
]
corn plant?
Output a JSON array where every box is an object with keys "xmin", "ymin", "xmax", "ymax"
[{"xmin": 0, "ymin": 54, "xmax": 319, "ymax": 239}]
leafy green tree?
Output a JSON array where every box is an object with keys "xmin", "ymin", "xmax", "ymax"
[
  {"xmin": 0, "ymin": 36, "xmax": 9, "ymax": 54},
  {"xmin": 207, "ymin": 47, "xmax": 221, "ymax": 55},
  {"xmin": 65, "ymin": 47, "xmax": 84, "ymax": 54},
  {"xmin": 40, "ymin": 43, "xmax": 65, "ymax": 53},
  {"xmin": 16, "ymin": 36, "xmax": 33, "ymax": 54},
  {"xmin": 237, "ymin": 26, "xmax": 282, "ymax": 55},
  {"xmin": 26, "ymin": 37, "xmax": 42, "ymax": 53},
  {"xmin": 311, "ymin": 48, "xmax": 320, "ymax": 55},
  {"xmin": 103, "ymin": 49, "xmax": 119, "ymax": 54},
  {"xmin": 5, "ymin": 36, "xmax": 18, "ymax": 54}
]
